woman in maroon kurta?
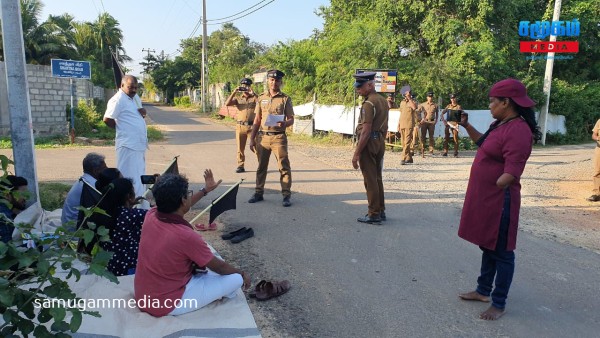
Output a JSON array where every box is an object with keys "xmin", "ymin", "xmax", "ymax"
[{"xmin": 456, "ymin": 79, "xmax": 541, "ymax": 320}]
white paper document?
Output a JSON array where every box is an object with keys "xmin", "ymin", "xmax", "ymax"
[{"xmin": 264, "ymin": 114, "xmax": 285, "ymax": 127}]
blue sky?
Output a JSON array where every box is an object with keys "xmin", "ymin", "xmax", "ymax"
[{"xmin": 41, "ymin": 0, "xmax": 329, "ymax": 76}]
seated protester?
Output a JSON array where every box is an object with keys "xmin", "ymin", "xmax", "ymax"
[
  {"xmin": 95, "ymin": 168, "xmax": 122, "ymax": 192},
  {"xmin": 134, "ymin": 171, "xmax": 250, "ymax": 317},
  {"xmin": 0, "ymin": 175, "xmax": 28, "ymax": 243},
  {"xmin": 98, "ymin": 178, "xmax": 146, "ymax": 276},
  {"xmin": 62, "ymin": 153, "xmax": 107, "ymax": 228}
]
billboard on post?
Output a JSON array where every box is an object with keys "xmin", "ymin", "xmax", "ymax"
[{"xmin": 355, "ymin": 69, "xmax": 397, "ymax": 93}]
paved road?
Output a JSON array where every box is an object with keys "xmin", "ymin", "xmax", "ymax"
[{"xmin": 8, "ymin": 104, "xmax": 600, "ymax": 337}]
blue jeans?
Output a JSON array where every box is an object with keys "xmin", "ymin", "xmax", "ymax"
[{"xmin": 475, "ymin": 189, "xmax": 515, "ymax": 309}]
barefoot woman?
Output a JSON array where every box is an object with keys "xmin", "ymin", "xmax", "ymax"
[{"xmin": 456, "ymin": 79, "xmax": 541, "ymax": 320}]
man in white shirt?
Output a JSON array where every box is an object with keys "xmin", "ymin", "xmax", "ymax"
[{"xmin": 103, "ymin": 75, "xmax": 149, "ymax": 208}]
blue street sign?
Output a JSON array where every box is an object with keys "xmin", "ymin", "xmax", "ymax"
[{"xmin": 51, "ymin": 59, "xmax": 91, "ymax": 79}]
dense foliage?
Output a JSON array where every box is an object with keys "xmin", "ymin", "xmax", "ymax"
[{"xmin": 0, "ymin": 0, "xmax": 130, "ymax": 88}]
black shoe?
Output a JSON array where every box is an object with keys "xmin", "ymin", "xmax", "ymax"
[
  {"xmin": 248, "ymin": 194, "xmax": 264, "ymax": 203},
  {"xmin": 230, "ymin": 228, "xmax": 254, "ymax": 243},
  {"xmin": 357, "ymin": 215, "xmax": 382, "ymax": 225},
  {"xmin": 236, "ymin": 167, "xmax": 245, "ymax": 173},
  {"xmin": 453, "ymin": 152, "xmax": 458, "ymax": 158},
  {"xmin": 221, "ymin": 227, "xmax": 247, "ymax": 240},
  {"xmin": 587, "ymin": 195, "xmax": 600, "ymax": 202},
  {"xmin": 406, "ymin": 159, "xmax": 414, "ymax": 164},
  {"xmin": 400, "ymin": 160, "xmax": 406, "ymax": 165},
  {"xmin": 380, "ymin": 211, "xmax": 386, "ymax": 221},
  {"xmin": 282, "ymin": 196, "xmax": 291, "ymax": 207},
  {"xmin": 442, "ymin": 152, "xmax": 448, "ymax": 157}
]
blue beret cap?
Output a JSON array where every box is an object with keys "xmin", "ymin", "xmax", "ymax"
[
  {"xmin": 353, "ymin": 72, "xmax": 376, "ymax": 88},
  {"xmin": 267, "ymin": 69, "xmax": 285, "ymax": 79}
]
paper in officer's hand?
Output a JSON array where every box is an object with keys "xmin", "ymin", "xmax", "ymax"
[{"xmin": 264, "ymin": 114, "xmax": 284, "ymax": 127}]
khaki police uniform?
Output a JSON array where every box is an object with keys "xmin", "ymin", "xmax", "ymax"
[
  {"xmin": 356, "ymin": 92, "xmax": 389, "ymax": 217},
  {"xmin": 233, "ymin": 94, "xmax": 258, "ymax": 168},
  {"xmin": 592, "ymin": 119, "xmax": 600, "ymax": 195},
  {"xmin": 254, "ymin": 91, "xmax": 294, "ymax": 197},
  {"xmin": 443, "ymin": 103, "xmax": 462, "ymax": 156},
  {"xmin": 398, "ymin": 99, "xmax": 417, "ymax": 162},
  {"xmin": 418, "ymin": 101, "xmax": 438, "ymax": 153}
]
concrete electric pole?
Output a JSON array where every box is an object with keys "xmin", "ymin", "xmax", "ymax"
[
  {"xmin": 201, "ymin": 0, "xmax": 208, "ymax": 113},
  {"xmin": 539, "ymin": 0, "xmax": 562, "ymax": 145},
  {"xmin": 0, "ymin": 0, "xmax": 40, "ymax": 203}
]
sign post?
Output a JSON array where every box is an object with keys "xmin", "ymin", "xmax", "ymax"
[{"xmin": 50, "ymin": 59, "xmax": 91, "ymax": 143}]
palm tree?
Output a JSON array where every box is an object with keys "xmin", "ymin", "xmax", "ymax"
[{"xmin": 92, "ymin": 12, "xmax": 130, "ymax": 68}]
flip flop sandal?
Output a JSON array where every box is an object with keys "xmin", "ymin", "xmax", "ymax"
[
  {"xmin": 196, "ymin": 223, "xmax": 218, "ymax": 231},
  {"xmin": 255, "ymin": 280, "xmax": 291, "ymax": 301}
]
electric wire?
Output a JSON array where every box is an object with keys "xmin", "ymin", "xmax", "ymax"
[
  {"xmin": 206, "ymin": 0, "xmax": 270, "ymax": 22},
  {"xmin": 207, "ymin": 0, "xmax": 275, "ymax": 26}
]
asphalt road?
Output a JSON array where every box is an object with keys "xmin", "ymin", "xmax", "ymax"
[{"xmin": 8, "ymin": 104, "xmax": 600, "ymax": 338}]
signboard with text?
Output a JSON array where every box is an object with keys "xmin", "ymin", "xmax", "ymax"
[
  {"xmin": 355, "ymin": 69, "xmax": 397, "ymax": 93},
  {"xmin": 51, "ymin": 59, "xmax": 91, "ymax": 79}
]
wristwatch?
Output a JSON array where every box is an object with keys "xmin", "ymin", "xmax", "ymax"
[{"xmin": 201, "ymin": 187, "xmax": 208, "ymax": 195}]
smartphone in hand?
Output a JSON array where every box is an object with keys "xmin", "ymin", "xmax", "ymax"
[{"xmin": 141, "ymin": 175, "xmax": 156, "ymax": 184}]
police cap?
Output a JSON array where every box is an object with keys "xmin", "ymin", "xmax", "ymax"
[
  {"xmin": 353, "ymin": 72, "xmax": 376, "ymax": 88},
  {"xmin": 240, "ymin": 77, "xmax": 253, "ymax": 85},
  {"xmin": 267, "ymin": 69, "xmax": 285, "ymax": 79},
  {"xmin": 450, "ymin": 93, "xmax": 458, "ymax": 99},
  {"xmin": 427, "ymin": 91, "xmax": 434, "ymax": 97}
]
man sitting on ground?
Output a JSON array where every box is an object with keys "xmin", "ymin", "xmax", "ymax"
[
  {"xmin": 61, "ymin": 153, "xmax": 107, "ymax": 229},
  {"xmin": 134, "ymin": 171, "xmax": 250, "ymax": 317},
  {"xmin": 0, "ymin": 175, "xmax": 29, "ymax": 243}
]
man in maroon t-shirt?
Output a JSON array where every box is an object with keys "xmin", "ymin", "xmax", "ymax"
[{"xmin": 134, "ymin": 171, "xmax": 250, "ymax": 317}]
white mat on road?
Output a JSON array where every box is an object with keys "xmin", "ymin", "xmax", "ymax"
[{"xmin": 69, "ymin": 274, "xmax": 260, "ymax": 338}]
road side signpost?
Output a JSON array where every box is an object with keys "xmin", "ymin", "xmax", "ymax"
[{"xmin": 50, "ymin": 59, "xmax": 91, "ymax": 143}]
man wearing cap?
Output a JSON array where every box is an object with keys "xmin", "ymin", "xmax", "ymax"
[
  {"xmin": 417, "ymin": 92, "xmax": 439, "ymax": 156},
  {"xmin": 352, "ymin": 72, "xmax": 389, "ymax": 225},
  {"xmin": 398, "ymin": 88, "xmax": 418, "ymax": 165},
  {"xmin": 225, "ymin": 78, "xmax": 258, "ymax": 173},
  {"xmin": 440, "ymin": 94, "xmax": 463, "ymax": 157},
  {"xmin": 248, "ymin": 69, "xmax": 295, "ymax": 207}
]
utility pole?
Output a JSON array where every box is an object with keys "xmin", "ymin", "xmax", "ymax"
[
  {"xmin": 201, "ymin": 0, "xmax": 208, "ymax": 113},
  {"xmin": 0, "ymin": 0, "xmax": 40, "ymax": 204},
  {"xmin": 142, "ymin": 48, "xmax": 156, "ymax": 59},
  {"xmin": 539, "ymin": 0, "xmax": 562, "ymax": 145},
  {"xmin": 141, "ymin": 48, "xmax": 156, "ymax": 80}
]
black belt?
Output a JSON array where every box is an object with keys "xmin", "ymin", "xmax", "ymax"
[
  {"xmin": 237, "ymin": 121, "xmax": 252, "ymax": 126},
  {"xmin": 259, "ymin": 131, "xmax": 285, "ymax": 136}
]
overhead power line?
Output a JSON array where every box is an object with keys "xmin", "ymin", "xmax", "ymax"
[
  {"xmin": 206, "ymin": 0, "xmax": 270, "ymax": 22},
  {"xmin": 207, "ymin": 0, "xmax": 275, "ymax": 26}
]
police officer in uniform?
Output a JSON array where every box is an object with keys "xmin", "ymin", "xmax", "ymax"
[
  {"xmin": 417, "ymin": 92, "xmax": 439, "ymax": 156},
  {"xmin": 352, "ymin": 72, "xmax": 389, "ymax": 225},
  {"xmin": 441, "ymin": 93, "xmax": 463, "ymax": 157},
  {"xmin": 248, "ymin": 70, "xmax": 295, "ymax": 207},
  {"xmin": 225, "ymin": 78, "xmax": 258, "ymax": 173},
  {"xmin": 398, "ymin": 88, "xmax": 418, "ymax": 165}
]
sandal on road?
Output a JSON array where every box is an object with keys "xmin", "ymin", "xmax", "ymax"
[
  {"xmin": 247, "ymin": 280, "xmax": 267, "ymax": 298},
  {"xmin": 255, "ymin": 280, "xmax": 291, "ymax": 301},
  {"xmin": 196, "ymin": 223, "xmax": 217, "ymax": 231}
]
